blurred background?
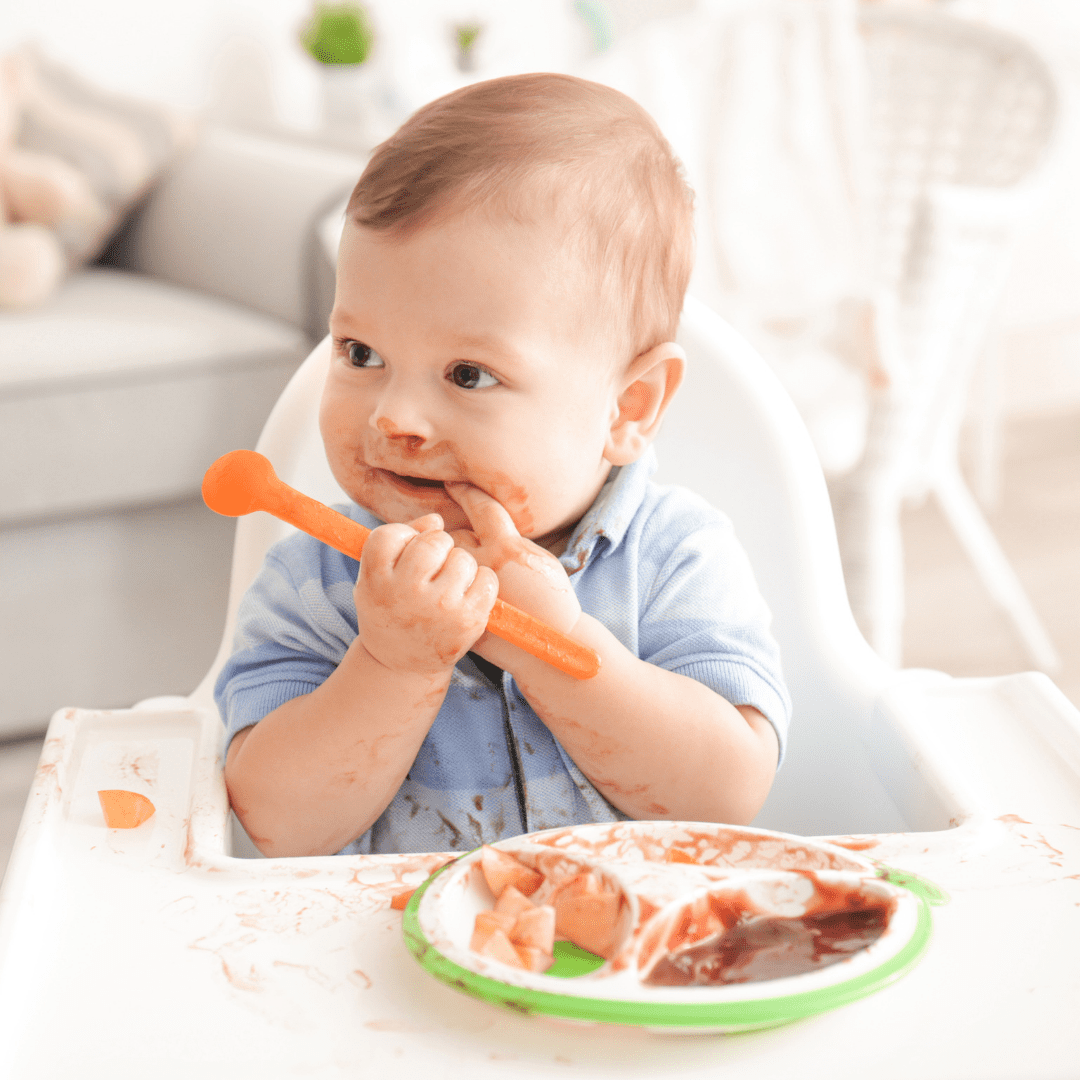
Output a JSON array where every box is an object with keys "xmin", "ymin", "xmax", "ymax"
[{"xmin": 1, "ymin": 0, "xmax": 1078, "ymax": 868}]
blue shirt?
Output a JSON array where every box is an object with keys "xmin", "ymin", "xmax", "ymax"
[{"xmin": 215, "ymin": 448, "xmax": 790, "ymax": 854}]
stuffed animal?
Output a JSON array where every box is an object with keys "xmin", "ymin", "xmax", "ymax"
[
  {"xmin": 0, "ymin": 46, "xmax": 193, "ymax": 311},
  {"xmin": 0, "ymin": 51, "xmax": 112, "ymax": 309}
]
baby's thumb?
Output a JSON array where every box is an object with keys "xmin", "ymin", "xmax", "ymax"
[{"xmin": 407, "ymin": 513, "xmax": 444, "ymax": 533}]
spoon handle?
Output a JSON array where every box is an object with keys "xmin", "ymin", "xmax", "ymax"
[{"xmin": 254, "ymin": 482, "xmax": 601, "ymax": 680}]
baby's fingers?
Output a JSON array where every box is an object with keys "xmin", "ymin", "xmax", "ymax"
[
  {"xmin": 464, "ymin": 562, "xmax": 499, "ymax": 615},
  {"xmin": 407, "ymin": 513, "xmax": 444, "ymax": 533},
  {"xmin": 360, "ymin": 522, "xmax": 420, "ymax": 574},
  {"xmin": 444, "ymin": 482, "xmax": 520, "ymax": 542},
  {"xmin": 396, "ymin": 525, "xmax": 456, "ymax": 580}
]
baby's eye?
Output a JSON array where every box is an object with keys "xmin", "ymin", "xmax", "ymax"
[
  {"xmin": 449, "ymin": 362, "xmax": 499, "ymax": 390},
  {"xmin": 343, "ymin": 341, "xmax": 384, "ymax": 369}
]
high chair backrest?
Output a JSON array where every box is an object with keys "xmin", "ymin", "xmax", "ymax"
[{"xmin": 192, "ymin": 295, "xmax": 893, "ymax": 829}]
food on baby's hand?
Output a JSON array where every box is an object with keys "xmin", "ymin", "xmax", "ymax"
[{"xmin": 97, "ymin": 789, "xmax": 156, "ymax": 828}]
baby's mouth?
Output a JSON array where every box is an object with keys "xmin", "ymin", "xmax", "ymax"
[
  {"xmin": 379, "ymin": 468, "xmax": 447, "ymax": 490},
  {"xmin": 399, "ymin": 474, "xmax": 444, "ymax": 488}
]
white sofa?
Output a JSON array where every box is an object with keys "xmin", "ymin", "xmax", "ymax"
[{"xmin": 0, "ymin": 126, "xmax": 365, "ymax": 739}]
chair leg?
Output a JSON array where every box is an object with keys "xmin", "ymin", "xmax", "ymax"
[
  {"xmin": 830, "ymin": 474, "xmax": 906, "ymax": 669},
  {"xmin": 931, "ymin": 463, "xmax": 1060, "ymax": 673},
  {"xmin": 970, "ymin": 335, "xmax": 1005, "ymax": 510}
]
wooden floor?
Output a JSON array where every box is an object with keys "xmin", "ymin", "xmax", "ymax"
[{"xmin": 2, "ymin": 408, "xmax": 1077, "ymax": 882}]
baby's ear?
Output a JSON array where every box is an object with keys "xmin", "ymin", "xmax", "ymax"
[{"xmin": 604, "ymin": 342, "xmax": 685, "ymax": 467}]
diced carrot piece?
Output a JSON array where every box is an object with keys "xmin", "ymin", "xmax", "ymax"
[
  {"xmin": 390, "ymin": 888, "xmax": 416, "ymax": 910},
  {"xmin": 97, "ymin": 790, "xmax": 156, "ymax": 829},
  {"xmin": 470, "ymin": 910, "xmax": 517, "ymax": 952},
  {"xmin": 665, "ymin": 848, "xmax": 697, "ymax": 864},
  {"xmin": 553, "ymin": 871, "xmax": 599, "ymax": 899},
  {"xmin": 554, "ymin": 889, "xmax": 622, "ymax": 959},
  {"xmin": 515, "ymin": 944, "xmax": 555, "ymax": 973},
  {"xmin": 479, "ymin": 928, "xmax": 525, "ymax": 968},
  {"xmin": 480, "ymin": 846, "xmax": 543, "ymax": 898},
  {"xmin": 494, "ymin": 884, "xmax": 534, "ymax": 918},
  {"xmin": 510, "ymin": 904, "xmax": 556, "ymax": 953}
]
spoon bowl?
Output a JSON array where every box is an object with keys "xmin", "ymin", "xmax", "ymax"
[{"xmin": 201, "ymin": 449, "xmax": 279, "ymax": 517}]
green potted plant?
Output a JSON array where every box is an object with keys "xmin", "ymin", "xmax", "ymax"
[
  {"xmin": 300, "ymin": 2, "xmax": 378, "ymax": 140},
  {"xmin": 454, "ymin": 22, "xmax": 483, "ymax": 74},
  {"xmin": 301, "ymin": 2, "xmax": 374, "ymax": 66}
]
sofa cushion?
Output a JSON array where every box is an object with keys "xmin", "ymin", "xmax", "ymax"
[{"xmin": 1, "ymin": 267, "xmax": 309, "ymax": 524}]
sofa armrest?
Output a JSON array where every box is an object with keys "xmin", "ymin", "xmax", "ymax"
[{"xmin": 102, "ymin": 126, "xmax": 365, "ymax": 339}]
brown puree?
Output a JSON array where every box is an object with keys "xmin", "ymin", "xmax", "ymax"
[{"xmin": 643, "ymin": 876, "xmax": 897, "ymax": 987}]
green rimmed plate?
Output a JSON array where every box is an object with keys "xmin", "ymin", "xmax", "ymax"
[{"xmin": 403, "ymin": 822, "xmax": 938, "ymax": 1033}]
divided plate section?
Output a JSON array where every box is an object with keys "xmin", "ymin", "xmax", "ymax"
[{"xmin": 406, "ymin": 821, "xmax": 933, "ymax": 1031}]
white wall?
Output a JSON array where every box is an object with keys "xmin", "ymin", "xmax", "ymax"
[
  {"xmin": 5, "ymin": 0, "xmax": 1080, "ymax": 415},
  {"xmin": 0, "ymin": 0, "xmax": 607, "ymax": 131}
]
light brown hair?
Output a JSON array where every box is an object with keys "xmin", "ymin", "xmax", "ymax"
[{"xmin": 346, "ymin": 73, "xmax": 695, "ymax": 360}]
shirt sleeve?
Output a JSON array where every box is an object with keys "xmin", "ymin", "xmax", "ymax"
[
  {"xmin": 213, "ymin": 527, "xmax": 361, "ymax": 755},
  {"xmin": 634, "ymin": 489, "xmax": 793, "ymax": 763}
]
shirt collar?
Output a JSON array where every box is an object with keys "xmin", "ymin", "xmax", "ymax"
[{"xmin": 557, "ymin": 446, "xmax": 657, "ymax": 576}]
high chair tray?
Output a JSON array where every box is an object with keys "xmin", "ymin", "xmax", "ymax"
[{"xmin": 0, "ymin": 691, "xmax": 1077, "ymax": 1079}]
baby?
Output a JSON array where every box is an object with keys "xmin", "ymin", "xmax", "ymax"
[{"xmin": 216, "ymin": 73, "xmax": 791, "ymax": 857}]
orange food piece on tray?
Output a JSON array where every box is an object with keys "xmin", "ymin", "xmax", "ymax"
[
  {"xmin": 97, "ymin": 789, "xmax": 156, "ymax": 829},
  {"xmin": 480, "ymin": 845, "xmax": 543, "ymax": 898},
  {"xmin": 470, "ymin": 910, "xmax": 517, "ymax": 952},
  {"xmin": 554, "ymin": 874, "xmax": 622, "ymax": 959},
  {"xmin": 479, "ymin": 928, "xmax": 526, "ymax": 968},
  {"xmin": 390, "ymin": 888, "xmax": 416, "ymax": 910},
  {"xmin": 665, "ymin": 847, "xmax": 697, "ymax": 865},
  {"xmin": 510, "ymin": 904, "xmax": 556, "ymax": 953},
  {"xmin": 494, "ymin": 884, "xmax": 534, "ymax": 918},
  {"xmin": 515, "ymin": 944, "xmax": 555, "ymax": 973}
]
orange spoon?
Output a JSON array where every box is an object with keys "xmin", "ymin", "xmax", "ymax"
[{"xmin": 202, "ymin": 450, "xmax": 601, "ymax": 680}]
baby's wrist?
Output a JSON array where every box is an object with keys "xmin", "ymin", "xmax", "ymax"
[{"xmin": 349, "ymin": 635, "xmax": 458, "ymax": 684}]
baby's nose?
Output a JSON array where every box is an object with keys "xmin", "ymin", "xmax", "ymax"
[
  {"xmin": 369, "ymin": 391, "xmax": 436, "ymax": 448},
  {"xmin": 375, "ymin": 417, "xmax": 425, "ymax": 449}
]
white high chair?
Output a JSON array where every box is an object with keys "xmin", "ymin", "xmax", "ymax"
[{"xmin": 1, "ymin": 297, "xmax": 1077, "ymax": 1079}]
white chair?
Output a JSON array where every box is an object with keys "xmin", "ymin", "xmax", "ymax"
[
  {"xmin": 582, "ymin": 3, "xmax": 1061, "ymax": 672},
  {"xmin": 1, "ymin": 299, "xmax": 1078, "ymax": 1076},
  {"xmin": 829, "ymin": 6, "xmax": 1061, "ymax": 670}
]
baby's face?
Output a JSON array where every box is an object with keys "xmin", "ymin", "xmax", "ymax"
[{"xmin": 322, "ymin": 211, "xmax": 627, "ymax": 551}]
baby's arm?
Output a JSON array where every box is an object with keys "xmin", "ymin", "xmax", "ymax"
[
  {"xmin": 490, "ymin": 616, "xmax": 778, "ymax": 824},
  {"xmin": 224, "ymin": 514, "xmax": 497, "ymax": 857},
  {"xmin": 448, "ymin": 485, "xmax": 779, "ymax": 825}
]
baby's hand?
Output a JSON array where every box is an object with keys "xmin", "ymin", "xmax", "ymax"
[
  {"xmin": 354, "ymin": 513, "xmax": 498, "ymax": 676},
  {"xmin": 444, "ymin": 484, "xmax": 581, "ymax": 668}
]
